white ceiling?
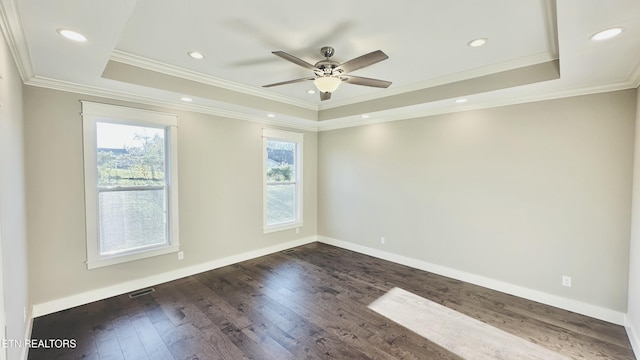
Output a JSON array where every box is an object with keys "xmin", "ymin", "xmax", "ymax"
[{"xmin": 2, "ymin": 0, "xmax": 640, "ymax": 130}]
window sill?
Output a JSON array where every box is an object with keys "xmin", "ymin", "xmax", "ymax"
[
  {"xmin": 86, "ymin": 243, "xmax": 180, "ymax": 269},
  {"xmin": 263, "ymin": 222, "xmax": 303, "ymax": 234}
]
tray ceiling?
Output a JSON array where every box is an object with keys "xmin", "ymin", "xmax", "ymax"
[{"xmin": 2, "ymin": 0, "xmax": 639, "ymax": 130}]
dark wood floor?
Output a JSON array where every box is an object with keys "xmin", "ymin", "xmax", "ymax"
[{"xmin": 28, "ymin": 243, "xmax": 636, "ymax": 359}]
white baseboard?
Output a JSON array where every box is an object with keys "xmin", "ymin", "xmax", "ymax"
[
  {"xmin": 626, "ymin": 316, "xmax": 640, "ymax": 358},
  {"xmin": 32, "ymin": 236, "xmax": 317, "ymax": 318},
  {"xmin": 318, "ymin": 236, "xmax": 626, "ymax": 326}
]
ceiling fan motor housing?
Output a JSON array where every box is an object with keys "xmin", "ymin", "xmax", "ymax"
[{"xmin": 314, "ymin": 59, "xmax": 341, "ymax": 76}]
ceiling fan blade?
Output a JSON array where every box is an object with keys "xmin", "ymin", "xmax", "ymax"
[
  {"xmin": 320, "ymin": 92, "xmax": 331, "ymax": 101},
  {"xmin": 272, "ymin": 51, "xmax": 318, "ymax": 71},
  {"xmin": 341, "ymin": 75, "xmax": 392, "ymax": 88},
  {"xmin": 334, "ymin": 50, "xmax": 388, "ymax": 74},
  {"xmin": 263, "ymin": 77, "xmax": 314, "ymax": 88}
]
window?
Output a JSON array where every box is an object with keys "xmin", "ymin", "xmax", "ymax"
[
  {"xmin": 263, "ymin": 128, "xmax": 303, "ymax": 233},
  {"xmin": 82, "ymin": 102, "xmax": 179, "ymax": 269}
]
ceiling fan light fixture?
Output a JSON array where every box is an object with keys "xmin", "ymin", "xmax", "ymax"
[{"xmin": 314, "ymin": 76, "xmax": 342, "ymax": 93}]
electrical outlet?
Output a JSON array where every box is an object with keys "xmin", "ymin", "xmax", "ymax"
[
  {"xmin": 562, "ymin": 275, "xmax": 572, "ymax": 287},
  {"xmin": 381, "ymin": 237, "xmax": 386, "ymax": 245},
  {"xmin": 295, "ymin": 227, "xmax": 300, "ymax": 234},
  {"xmin": 178, "ymin": 251, "xmax": 184, "ymax": 260}
]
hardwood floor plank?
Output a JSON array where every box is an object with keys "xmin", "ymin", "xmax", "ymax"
[
  {"xmin": 196, "ymin": 267, "xmax": 329, "ymax": 359},
  {"xmin": 504, "ymin": 300, "xmax": 632, "ymax": 348},
  {"xmin": 166, "ymin": 278, "xmax": 250, "ymax": 360},
  {"xmin": 107, "ymin": 298, "xmax": 150, "ymax": 360},
  {"xmin": 207, "ymin": 262, "xmax": 377, "ymax": 359},
  {"xmin": 128, "ymin": 305, "xmax": 174, "ymax": 360},
  {"xmin": 221, "ymin": 322, "xmax": 288, "ymax": 360}
]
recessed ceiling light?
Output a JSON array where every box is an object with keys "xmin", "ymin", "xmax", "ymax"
[
  {"xmin": 267, "ymin": 113, "xmax": 276, "ymax": 118},
  {"xmin": 467, "ymin": 38, "xmax": 488, "ymax": 47},
  {"xmin": 180, "ymin": 97, "xmax": 193, "ymax": 102},
  {"xmin": 307, "ymin": 89, "xmax": 316, "ymax": 94},
  {"xmin": 361, "ymin": 114, "xmax": 370, "ymax": 119},
  {"xmin": 590, "ymin": 27, "xmax": 623, "ymax": 41},
  {"xmin": 57, "ymin": 29, "xmax": 87, "ymax": 42},
  {"xmin": 188, "ymin": 51, "xmax": 205, "ymax": 60},
  {"xmin": 455, "ymin": 98, "xmax": 468, "ymax": 103}
]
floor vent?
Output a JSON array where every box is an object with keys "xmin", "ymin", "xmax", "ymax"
[
  {"xmin": 129, "ymin": 288, "xmax": 155, "ymax": 298},
  {"xmin": 282, "ymin": 249, "xmax": 295, "ymax": 254}
]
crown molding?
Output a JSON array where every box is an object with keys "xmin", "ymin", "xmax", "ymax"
[
  {"xmin": 111, "ymin": 50, "xmax": 319, "ymax": 111},
  {"xmin": 0, "ymin": 0, "xmax": 34, "ymax": 81},
  {"xmin": 25, "ymin": 76, "xmax": 320, "ymax": 132}
]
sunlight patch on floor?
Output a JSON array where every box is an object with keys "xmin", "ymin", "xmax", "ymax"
[{"xmin": 368, "ymin": 287, "xmax": 570, "ymax": 360}]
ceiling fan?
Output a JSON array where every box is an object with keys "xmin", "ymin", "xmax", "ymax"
[{"xmin": 263, "ymin": 46, "xmax": 391, "ymax": 101}]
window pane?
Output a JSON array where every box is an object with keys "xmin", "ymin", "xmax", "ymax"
[
  {"xmin": 266, "ymin": 140, "xmax": 295, "ymax": 182},
  {"xmin": 266, "ymin": 183, "xmax": 296, "ymax": 226},
  {"xmin": 97, "ymin": 122, "xmax": 165, "ymax": 187},
  {"xmin": 98, "ymin": 189, "xmax": 167, "ymax": 255}
]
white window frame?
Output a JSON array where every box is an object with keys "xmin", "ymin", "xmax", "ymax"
[
  {"xmin": 263, "ymin": 128, "xmax": 303, "ymax": 233},
  {"xmin": 82, "ymin": 101, "xmax": 180, "ymax": 269}
]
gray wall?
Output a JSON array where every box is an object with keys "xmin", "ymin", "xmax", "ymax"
[
  {"xmin": 628, "ymin": 87, "xmax": 640, "ymax": 348},
  {"xmin": 318, "ymin": 90, "xmax": 636, "ymax": 312},
  {"xmin": 24, "ymin": 86, "xmax": 317, "ymax": 306},
  {"xmin": 0, "ymin": 27, "xmax": 29, "ymax": 360}
]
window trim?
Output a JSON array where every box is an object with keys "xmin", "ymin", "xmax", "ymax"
[
  {"xmin": 82, "ymin": 101, "xmax": 180, "ymax": 269},
  {"xmin": 262, "ymin": 128, "xmax": 303, "ymax": 233}
]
